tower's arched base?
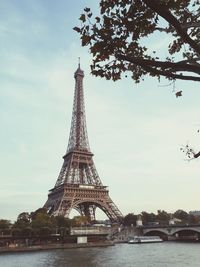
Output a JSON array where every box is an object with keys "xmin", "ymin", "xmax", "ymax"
[{"xmin": 44, "ymin": 184, "xmax": 123, "ymax": 223}]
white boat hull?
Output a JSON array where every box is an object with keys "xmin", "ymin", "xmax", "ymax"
[{"xmin": 128, "ymin": 236, "xmax": 163, "ymax": 244}]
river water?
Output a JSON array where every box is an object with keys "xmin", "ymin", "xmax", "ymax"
[{"xmin": 0, "ymin": 242, "xmax": 200, "ymax": 267}]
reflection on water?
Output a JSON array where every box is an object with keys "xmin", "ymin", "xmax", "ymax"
[{"xmin": 1, "ymin": 242, "xmax": 200, "ymax": 267}]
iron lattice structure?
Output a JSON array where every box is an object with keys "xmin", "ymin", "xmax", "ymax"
[{"xmin": 44, "ymin": 64, "xmax": 123, "ymax": 223}]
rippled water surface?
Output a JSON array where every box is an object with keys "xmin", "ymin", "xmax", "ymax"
[{"xmin": 1, "ymin": 242, "xmax": 200, "ymax": 267}]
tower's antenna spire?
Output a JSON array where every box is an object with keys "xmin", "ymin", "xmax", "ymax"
[{"xmin": 78, "ymin": 57, "xmax": 80, "ymax": 68}]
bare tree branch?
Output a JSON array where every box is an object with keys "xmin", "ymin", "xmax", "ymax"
[
  {"xmin": 143, "ymin": 0, "xmax": 200, "ymax": 55},
  {"xmin": 116, "ymin": 54, "xmax": 200, "ymax": 81},
  {"xmin": 182, "ymin": 22, "xmax": 200, "ymax": 29},
  {"xmin": 194, "ymin": 151, "xmax": 200, "ymax": 158},
  {"xmin": 155, "ymin": 27, "xmax": 171, "ymax": 33},
  {"xmin": 178, "ymin": 57, "xmax": 200, "ymax": 64}
]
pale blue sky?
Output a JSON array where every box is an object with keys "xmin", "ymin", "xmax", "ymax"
[{"xmin": 0, "ymin": 0, "xmax": 200, "ymax": 221}]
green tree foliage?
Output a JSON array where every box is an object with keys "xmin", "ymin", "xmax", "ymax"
[
  {"xmin": 0, "ymin": 219, "xmax": 12, "ymax": 235},
  {"xmin": 32, "ymin": 213, "xmax": 52, "ymax": 234},
  {"xmin": 54, "ymin": 216, "xmax": 71, "ymax": 228},
  {"xmin": 53, "ymin": 216, "xmax": 72, "ymax": 236},
  {"xmin": 0, "ymin": 219, "xmax": 11, "ymax": 229},
  {"xmin": 188, "ymin": 214, "xmax": 200, "ymax": 224},
  {"xmin": 74, "ymin": 0, "xmax": 200, "ymax": 83},
  {"xmin": 123, "ymin": 213, "xmax": 137, "ymax": 226},
  {"xmin": 157, "ymin": 210, "xmax": 170, "ymax": 224},
  {"xmin": 12, "ymin": 212, "xmax": 32, "ymax": 237},
  {"xmin": 141, "ymin": 211, "xmax": 157, "ymax": 225},
  {"xmin": 174, "ymin": 209, "xmax": 189, "ymax": 222},
  {"xmin": 17, "ymin": 212, "xmax": 31, "ymax": 222},
  {"xmin": 12, "ymin": 210, "xmax": 49, "ymax": 237},
  {"xmin": 11, "ymin": 207, "xmax": 92, "ymax": 238},
  {"xmin": 30, "ymin": 208, "xmax": 47, "ymax": 221},
  {"xmin": 31, "ymin": 209, "xmax": 56, "ymax": 236}
]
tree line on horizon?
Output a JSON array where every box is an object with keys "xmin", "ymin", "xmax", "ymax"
[
  {"xmin": 123, "ymin": 209, "xmax": 200, "ymax": 226},
  {"xmin": 0, "ymin": 208, "xmax": 86, "ymax": 238},
  {"xmin": 0, "ymin": 208, "xmax": 200, "ymax": 238}
]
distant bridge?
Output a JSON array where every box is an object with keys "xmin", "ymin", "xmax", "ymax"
[{"xmin": 142, "ymin": 224, "xmax": 200, "ymax": 240}]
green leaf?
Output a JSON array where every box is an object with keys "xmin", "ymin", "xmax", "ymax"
[
  {"xmin": 73, "ymin": 27, "xmax": 81, "ymax": 33},
  {"xmin": 175, "ymin": 91, "xmax": 182, "ymax": 98},
  {"xmin": 95, "ymin": 17, "xmax": 100, "ymax": 23},
  {"xmin": 84, "ymin": 7, "xmax": 90, "ymax": 13},
  {"xmin": 79, "ymin": 14, "xmax": 86, "ymax": 22}
]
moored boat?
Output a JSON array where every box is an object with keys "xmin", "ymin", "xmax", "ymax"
[{"xmin": 128, "ymin": 236, "xmax": 163, "ymax": 244}]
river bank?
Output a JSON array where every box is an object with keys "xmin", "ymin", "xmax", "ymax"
[{"xmin": 0, "ymin": 241, "xmax": 114, "ymax": 254}]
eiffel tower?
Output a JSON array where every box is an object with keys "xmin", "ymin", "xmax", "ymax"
[{"xmin": 44, "ymin": 63, "xmax": 123, "ymax": 223}]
